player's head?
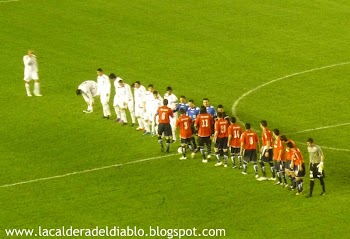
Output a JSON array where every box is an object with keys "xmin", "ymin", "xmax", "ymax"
[
  {"xmin": 260, "ymin": 120, "xmax": 268, "ymax": 129},
  {"xmin": 230, "ymin": 117, "xmax": 236, "ymax": 123},
  {"xmin": 286, "ymin": 141, "xmax": 294, "ymax": 149},
  {"xmin": 153, "ymin": 91, "xmax": 159, "ymax": 99},
  {"xmin": 245, "ymin": 123, "xmax": 251, "ymax": 130},
  {"xmin": 179, "ymin": 108, "xmax": 186, "ymax": 115},
  {"xmin": 202, "ymin": 98, "xmax": 210, "ymax": 107},
  {"xmin": 188, "ymin": 99, "xmax": 195, "ymax": 108},
  {"xmin": 273, "ymin": 128, "xmax": 280, "ymax": 138},
  {"xmin": 76, "ymin": 89, "xmax": 82, "ymax": 95},
  {"xmin": 28, "ymin": 49, "xmax": 34, "ymax": 56},
  {"xmin": 217, "ymin": 104, "xmax": 224, "ymax": 113},
  {"xmin": 200, "ymin": 106, "xmax": 207, "ymax": 114},
  {"xmin": 163, "ymin": 98, "xmax": 169, "ymax": 106},
  {"xmin": 280, "ymin": 135, "xmax": 288, "ymax": 142},
  {"xmin": 109, "ymin": 73, "xmax": 116, "ymax": 80},
  {"xmin": 166, "ymin": 86, "xmax": 173, "ymax": 94},
  {"xmin": 134, "ymin": 81, "xmax": 141, "ymax": 88},
  {"xmin": 97, "ymin": 68, "xmax": 103, "ymax": 76},
  {"xmin": 148, "ymin": 84, "xmax": 154, "ymax": 92},
  {"xmin": 307, "ymin": 138, "xmax": 314, "ymax": 147},
  {"xmin": 118, "ymin": 79, "xmax": 125, "ymax": 87},
  {"xmin": 217, "ymin": 112, "xmax": 224, "ymax": 119},
  {"xmin": 180, "ymin": 95, "xmax": 186, "ymax": 103}
]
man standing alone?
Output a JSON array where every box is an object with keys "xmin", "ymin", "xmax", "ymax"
[{"xmin": 307, "ymin": 138, "xmax": 326, "ymax": 197}]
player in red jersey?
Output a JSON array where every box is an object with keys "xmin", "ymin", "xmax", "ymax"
[
  {"xmin": 213, "ymin": 112, "xmax": 229, "ymax": 167},
  {"xmin": 258, "ymin": 120, "xmax": 276, "ymax": 181},
  {"xmin": 272, "ymin": 129, "xmax": 288, "ymax": 186},
  {"xmin": 240, "ymin": 123, "xmax": 260, "ymax": 178},
  {"xmin": 176, "ymin": 108, "xmax": 194, "ymax": 160},
  {"xmin": 287, "ymin": 142, "xmax": 305, "ymax": 195},
  {"xmin": 227, "ymin": 117, "xmax": 243, "ymax": 169},
  {"xmin": 154, "ymin": 99, "xmax": 173, "ymax": 153},
  {"xmin": 280, "ymin": 135, "xmax": 297, "ymax": 190},
  {"xmin": 194, "ymin": 106, "xmax": 213, "ymax": 163}
]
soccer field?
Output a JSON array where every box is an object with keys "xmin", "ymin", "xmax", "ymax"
[{"xmin": 0, "ymin": 0, "xmax": 350, "ymax": 238}]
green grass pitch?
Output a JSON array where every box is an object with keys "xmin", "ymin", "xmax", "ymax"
[{"xmin": 0, "ymin": 0, "xmax": 350, "ymax": 238}]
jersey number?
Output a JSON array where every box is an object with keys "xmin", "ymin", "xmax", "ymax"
[
  {"xmin": 220, "ymin": 125, "xmax": 226, "ymax": 134},
  {"xmin": 249, "ymin": 136, "xmax": 254, "ymax": 145},
  {"xmin": 201, "ymin": 119, "xmax": 209, "ymax": 127},
  {"xmin": 233, "ymin": 130, "xmax": 240, "ymax": 138},
  {"xmin": 161, "ymin": 112, "xmax": 166, "ymax": 120},
  {"xmin": 184, "ymin": 122, "xmax": 188, "ymax": 130}
]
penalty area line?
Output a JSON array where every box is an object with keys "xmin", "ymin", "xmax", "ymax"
[{"xmin": 0, "ymin": 154, "xmax": 176, "ymax": 189}]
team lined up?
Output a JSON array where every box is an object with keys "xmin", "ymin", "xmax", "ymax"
[{"xmin": 76, "ymin": 68, "xmax": 326, "ymax": 197}]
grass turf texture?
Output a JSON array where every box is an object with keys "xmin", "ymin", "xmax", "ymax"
[{"xmin": 0, "ymin": 0, "xmax": 350, "ymax": 238}]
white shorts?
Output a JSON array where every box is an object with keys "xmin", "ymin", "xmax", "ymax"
[
  {"xmin": 100, "ymin": 93, "xmax": 110, "ymax": 105},
  {"xmin": 127, "ymin": 100, "xmax": 134, "ymax": 112},
  {"xmin": 135, "ymin": 105, "xmax": 144, "ymax": 117},
  {"xmin": 24, "ymin": 71, "xmax": 39, "ymax": 82},
  {"xmin": 143, "ymin": 111, "xmax": 155, "ymax": 122}
]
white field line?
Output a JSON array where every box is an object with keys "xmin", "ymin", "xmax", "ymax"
[
  {"xmin": 231, "ymin": 61, "xmax": 350, "ymax": 152},
  {"xmin": 231, "ymin": 61, "xmax": 350, "ymax": 125},
  {"xmin": 318, "ymin": 146, "xmax": 350, "ymax": 152},
  {"xmin": 0, "ymin": 0, "xmax": 18, "ymax": 3},
  {"xmin": 0, "ymin": 154, "xmax": 175, "ymax": 189},
  {"xmin": 288, "ymin": 122, "xmax": 350, "ymax": 134}
]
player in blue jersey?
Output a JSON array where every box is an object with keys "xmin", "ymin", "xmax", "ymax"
[
  {"xmin": 203, "ymin": 98, "xmax": 216, "ymax": 118},
  {"xmin": 187, "ymin": 99, "xmax": 200, "ymax": 152},
  {"xmin": 174, "ymin": 95, "xmax": 189, "ymax": 113}
]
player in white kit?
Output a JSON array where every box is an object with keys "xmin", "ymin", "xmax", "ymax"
[
  {"xmin": 164, "ymin": 86, "xmax": 178, "ymax": 142},
  {"xmin": 23, "ymin": 50, "xmax": 42, "ymax": 97},
  {"xmin": 96, "ymin": 68, "xmax": 111, "ymax": 119},
  {"xmin": 76, "ymin": 80, "xmax": 98, "ymax": 113},
  {"xmin": 133, "ymin": 81, "xmax": 146, "ymax": 131},
  {"xmin": 142, "ymin": 84, "xmax": 155, "ymax": 135},
  {"xmin": 110, "ymin": 73, "xmax": 135, "ymax": 126},
  {"xmin": 150, "ymin": 91, "xmax": 163, "ymax": 135}
]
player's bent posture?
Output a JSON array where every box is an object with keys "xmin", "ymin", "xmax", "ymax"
[
  {"xmin": 96, "ymin": 68, "xmax": 111, "ymax": 119},
  {"xmin": 240, "ymin": 123, "xmax": 260, "ymax": 177},
  {"xmin": 164, "ymin": 86, "xmax": 178, "ymax": 142},
  {"xmin": 307, "ymin": 138, "xmax": 326, "ymax": 197},
  {"xmin": 111, "ymin": 74, "xmax": 135, "ymax": 126},
  {"xmin": 272, "ymin": 129, "xmax": 288, "ymax": 186},
  {"xmin": 23, "ymin": 50, "xmax": 42, "ymax": 97},
  {"xmin": 227, "ymin": 117, "xmax": 243, "ymax": 169},
  {"xmin": 258, "ymin": 120, "xmax": 276, "ymax": 181},
  {"xmin": 76, "ymin": 80, "xmax": 98, "ymax": 113},
  {"xmin": 194, "ymin": 106, "xmax": 213, "ymax": 163},
  {"xmin": 281, "ymin": 135, "xmax": 297, "ymax": 189},
  {"xmin": 213, "ymin": 112, "xmax": 229, "ymax": 167},
  {"xmin": 154, "ymin": 99, "xmax": 173, "ymax": 153},
  {"xmin": 133, "ymin": 81, "xmax": 146, "ymax": 130},
  {"xmin": 287, "ymin": 142, "xmax": 305, "ymax": 195},
  {"xmin": 175, "ymin": 108, "xmax": 194, "ymax": 160}
]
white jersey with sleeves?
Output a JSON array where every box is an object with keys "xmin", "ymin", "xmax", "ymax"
[
  {"xmin": 164, "ymin": 93, "xmax": 178, "ymax": 110},
  {"xmin": 97, "ymin": 74, "xmax": 111, "ymax": 95}
]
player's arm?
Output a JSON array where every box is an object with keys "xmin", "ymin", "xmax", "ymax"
[
  {"xmin": 154, "ymin": 112, "xmax": 158, "ymax": 126},
  {"xmin": 277, "ymin": 141, "xmax": 282, "ymax": 161},
  {"xmin": 227, "ymin": 133, "xmax": 232, "ymax": 147},
  {"xmin": 240, "ymin": 141, "xmax": 244, "ymax": 156},
  {"xmin": 213, "ymin": 129, "xmax": 218, "ymax": 143}
]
